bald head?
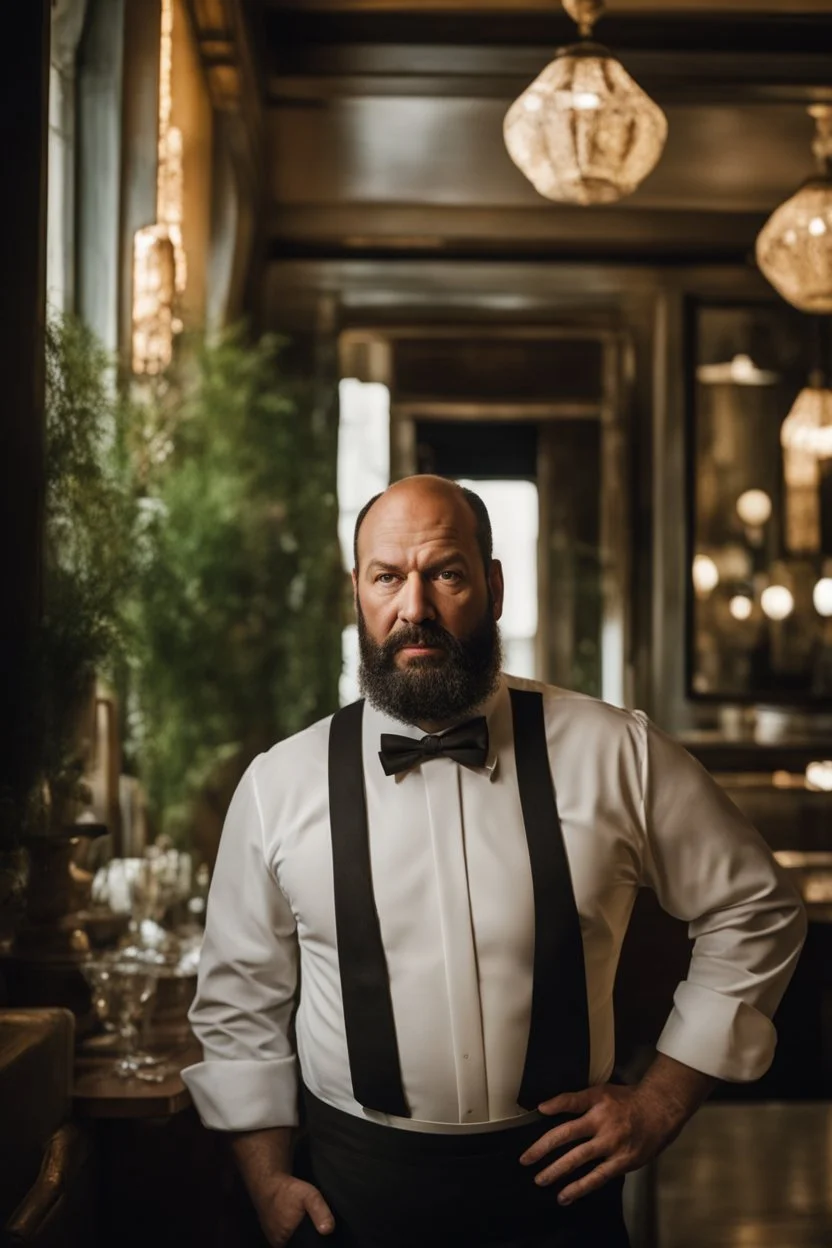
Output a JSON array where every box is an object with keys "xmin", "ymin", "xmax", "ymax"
[{"xmin": 353, "ymin": 476, "xmax": 493, "ymax": 575}]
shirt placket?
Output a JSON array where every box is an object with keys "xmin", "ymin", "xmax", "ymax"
[{"xmin": 422, "ymin": 758, "xmax": 489, "ymax": 1122}]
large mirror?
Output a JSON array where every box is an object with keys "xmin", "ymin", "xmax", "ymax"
[{"xmin": 689, "ymin": 301, "xmax": 832, "ymax": 702}]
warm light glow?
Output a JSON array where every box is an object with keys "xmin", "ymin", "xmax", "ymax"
[
  {"xmin": 782, "ymin": 443, "xmax": 821, "ymax": 553},
  {"xmin": 692, "ymin": 554, "xmax": 719, "ymax": 596},
  {"xmin": 729, "ymin": 595, "xmax": 754, "ymax": 622},
  {"xmin": 806, "ymin": 760, "xmax": 832, "ymax": 791},
  {"xmin": 813, "ymin": 577, "xmax": 832, "ymax": 616},
  {"xmin": 760, "ymin": 585, "xmax": 795, "ymax": 621},
  {"xmin": 781, "ymin": 382, "xmax": 832, "ymax": 458},
  {"xmin": 756, "ymin": 105, "xmax": 832, "ymax": 312},
  {"xmin": 736, "ymin": 489, "xmax": 772, "ymax": 527},
  {"xmin": 338, "ymin": 380, "xmax": 391, "ymax": 705},
  {"xmin": 504, "ymin": 3, "xmax": 666, "ymax": 206},
  {"xmin": 132, "ymin": 0, "xmax": 185, "ymax": 375},
  {"xmin": 696, "ymin": 354, "xmax": 778, "ymax": 386},
  {"xmin": 570, "ymin": 91, "xmax": 601, "ymax": 110},
  {"xmin": 131, "ymin": 226, "xmax": 176, "ymax": 375}
]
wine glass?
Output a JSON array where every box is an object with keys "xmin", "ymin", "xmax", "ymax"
[{"xmin": 82, "ymin": 954, "xmax": 173, "ymax": 1082}]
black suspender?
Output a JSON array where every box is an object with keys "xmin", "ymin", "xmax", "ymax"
[
  {"xmin": 510, "ymin": 688, "xmax": 590, "ymax": 1109},
  {"xmin": 327, "ymin": 689, "xmax": 590, "ymax": 1117},
  {"xmin": 328, "ymin": 699, "xmax": 410, "ymax": 1117}
]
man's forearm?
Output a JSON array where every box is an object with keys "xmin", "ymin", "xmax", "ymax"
[
  {"xmin": 230, "ymin": 1126, "xmax": 336, "ymax": 1244},
  {"xmin": 637, "ymin": 1052, "xmax": 717, "ymax": 1141},
  {"xmin": 231, "ymin": 1127, "xmax": 295, "ymax": 1201}
]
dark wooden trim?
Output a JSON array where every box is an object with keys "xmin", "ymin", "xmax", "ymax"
[
  {"xmin": 183, "ymin": 0, "xmax": 265, "ymax": 197},
  {"xmin": 0, "ymin": 0, "xmax": 50, "ymax": 811},
  {"xmin": 261, "ymin": 9, "xmax": 832, "ymax": 58},
  {"xmin": 266, "ymin": 203, "xmax": 767, "ymax": 262},
  {"xmin": 259, "ymin": 0, "xmax": 832, "ymax": 12}
]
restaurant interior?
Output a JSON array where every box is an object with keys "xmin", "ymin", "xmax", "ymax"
[{"xmin": 2, "ymin": 0, "xmax": 832, "ymax": 1244}]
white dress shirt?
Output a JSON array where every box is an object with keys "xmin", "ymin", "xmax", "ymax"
[{"xmin": 182, "ymin": 675, "xmax": 806, "ymax": 1134}]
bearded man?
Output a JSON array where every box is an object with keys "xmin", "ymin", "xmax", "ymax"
[{"xmin": 183, "ymin": 475, "xmax": 805, "ymax": 1248}]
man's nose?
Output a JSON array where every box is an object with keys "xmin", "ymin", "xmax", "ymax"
[{"xmin": 397, "ymin": 572, "xmax": 436, "ymax": 624}]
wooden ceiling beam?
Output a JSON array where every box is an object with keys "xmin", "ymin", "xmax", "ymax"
[
  {"xmin": 183, "ymin": 0, "xmax": 264, "ymax": 191},
  {"xmin": 260, "ymin": 1, "xmax": 832, "ymax": 12},
  {"xmin": 266, "ymin": 44, "xmax": 832, "ymax": 103},
  {"xmin": 267, "ymin": 203, "xmax": 767, "ymax": 259}
]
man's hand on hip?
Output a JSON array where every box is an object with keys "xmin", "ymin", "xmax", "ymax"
[{"xmin": 518, "ymin": 1053, "xmax": 716, "ymax": 1206}]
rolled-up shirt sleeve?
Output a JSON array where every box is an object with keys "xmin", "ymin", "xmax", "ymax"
[
  {"xmin": 182, "ymin": 756, "xmax": 300, "ymax": 1130},
  {"xmin": 634, "ymin": 713, "xmax": 807, "ymax": 1083}
]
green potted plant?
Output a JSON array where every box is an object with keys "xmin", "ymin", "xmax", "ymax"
[
  {"xmin": 125, "ymin": 326, "xmax": 344, "ymax": 858},
  {"xmin": 1, "ymin": 315, "xmax": 141, "ymax": 950}
]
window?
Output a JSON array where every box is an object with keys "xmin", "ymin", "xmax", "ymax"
[
  {"xmin": 338, "ymin": 379, "xmax": 391, "ymax": 704},
  {"xmin": 456, "ymin": 478, "xmax": 539, "ymax": 680}
]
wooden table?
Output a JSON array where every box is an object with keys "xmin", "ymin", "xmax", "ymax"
[
  {"xmin": 72, "ymin": 1027, "xmax": 256, "ymax": 1248},
  {"xmin": 72, "ymin": 1028, "xmax": 199, "ymax": 1128}
]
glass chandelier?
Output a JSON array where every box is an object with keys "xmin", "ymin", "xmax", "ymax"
[
  {"xmin": 503, "ymin": 0, "xmax": 667, "ymax": 206},
  {"xmin": 781, "ymin": 373, "xmax": 832, "ymax": 459},
  {"xmin": 756, "ymin": 105, "xmax": 832, "ymax": 313}
]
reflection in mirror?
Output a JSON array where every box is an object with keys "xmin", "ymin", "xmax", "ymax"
[{"xmin": 690, "ymin": 303, "xmax": 832, "ymax": 701}]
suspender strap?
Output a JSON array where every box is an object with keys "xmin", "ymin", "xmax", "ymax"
[
  {"xmin": 328, "ymin": 699, "xmax": 410, "ymax": 1117},
  {"xmin": 510, "ymin": 688, "xmax": 591, "ymax": 1110}
]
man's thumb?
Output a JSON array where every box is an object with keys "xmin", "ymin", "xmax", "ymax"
[{"xmin": 303, "ymin": 1187, "xmax": 336, "ymax": 1235}]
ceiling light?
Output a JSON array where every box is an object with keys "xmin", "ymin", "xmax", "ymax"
[
  {"xmin": 736, "ymin": 490, "xmax": 772, "ymax": 527},
  {"xmin": 692, "ymin": 554, "xmax": 719, "ymax": 596},
  {"xmin": 813, "ymin": 578, "xmax": 832, "ymax": 617},
  {"xmin": 503, "ymin": 0, "xmax": 667, "ymax": 206},
  {"xmin": 781, "ymin": 372, "xmax": 832, "ymax": 458},
  {"xmin": 756, "ymin": 105, "xmax": 832, "ymax": 312},
  {"xmin": 729, "ymin": 595, "xmax": 754, "ymax": 622},
  {"xmin": 696, "ymin": 354, "xmax": 778, "ymax": 386},
  {"xmin": 760, "ymin": 585, "xmax": 795, "ymax": 621},
  {"xmin": 806, "ymin": 760, "xmax": 832, "ymax": 791}
]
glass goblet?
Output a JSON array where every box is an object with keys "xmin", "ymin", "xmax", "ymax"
[{"xmin": 82, "ymin": 956, "xmax": 172, "ymax": 1082}]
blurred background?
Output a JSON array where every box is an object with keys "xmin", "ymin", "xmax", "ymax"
[{"xmin": 2, "ymin": 1, "xmax": 832, "ymax": 1245}]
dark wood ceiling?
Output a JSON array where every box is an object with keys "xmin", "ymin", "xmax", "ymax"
[
  {"xmin": 247, "ymin": 0, "xmax": 832, "ymax": 321},
  {"xmin": 259, "ymin": 1, "xmax": 832, "ymax": 12}
]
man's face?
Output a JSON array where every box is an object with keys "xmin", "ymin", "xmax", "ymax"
[{"xmin": 353, "ymin": 481, "xmax": 505, "ymax": 726}]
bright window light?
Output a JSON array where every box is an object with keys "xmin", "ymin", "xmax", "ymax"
[
  {"xmin": 338, "ymin": 379, "xmax": 391, "ymax": 704},
  {"xmin": 457, "ymin": 478, "xmax": 539, "ymax": 680}
]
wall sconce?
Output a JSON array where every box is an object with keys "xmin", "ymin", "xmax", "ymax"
[
  {"xmin": 131, "ymin": 0, "xmax": 185, "ymax": 377},
  {"xmin": 132, "ymin": 226, "xmax": 176, "ymax": 376}
]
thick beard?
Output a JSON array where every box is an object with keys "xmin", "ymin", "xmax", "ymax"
[{"xmin": 357, "ymin": 597, "xmax": 503, "ymax": 726}]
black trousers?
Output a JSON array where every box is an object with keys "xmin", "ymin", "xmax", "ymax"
[{"xmin": 291, "ymin": 1089, "xmax": 630, "ymax": 1248}]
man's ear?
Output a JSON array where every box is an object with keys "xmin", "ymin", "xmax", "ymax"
[
  {"xmin": 351, "ymin": 568, "xmax": 359, "ymax": 613},
  {"xmin": 489, "ymin": 559, "xmax": 505, "ymax": 622}
]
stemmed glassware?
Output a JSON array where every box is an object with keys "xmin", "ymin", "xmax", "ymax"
[
  {"xmin": 85, "ymin": 843, "xmax": 201, "ymax": 1080},
  {"xmin": 82, "ymin": 952, "xmax": 173, "ymax": 1082}
]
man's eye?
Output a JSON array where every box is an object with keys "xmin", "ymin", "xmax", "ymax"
[
  {"xmin": 438, "ymin": 570, "xmax": 462, "ymax": 582},
  {"xmin": 376, "ymin": 573, "xmax": 399, "ymax": 584}
]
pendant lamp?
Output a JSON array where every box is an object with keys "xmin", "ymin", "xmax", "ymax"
[
  {"xmin": 781, "ymin": 373, "xmax": 832, "ymax": 459},
  {"xmin": 756, "ymin": 105, "xmax": 832, "ymax": 313},
  {"xmin": 503, "ymin": 0, "xmax": 668, "ymax": 206},
  {"xmin": 781, "ymin": 319, "xmax": 832, "ymax": 459}
]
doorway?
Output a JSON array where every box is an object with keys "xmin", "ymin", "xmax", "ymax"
[{"xmin": 339, "ymin": 326, "xmax": 631, "ymax": 706}]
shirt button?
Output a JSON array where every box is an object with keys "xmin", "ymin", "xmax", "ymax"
[
  {"xmin": 465, "ymin": 1109, "xmax": 473, "ymax": 1117},
  {"xmin": 462, "ymin": 1053, "xmax": 469, "ymax": 1061}
]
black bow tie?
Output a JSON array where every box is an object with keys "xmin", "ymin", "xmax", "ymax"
[{"xmin": 379, "ymin": 717, "xmax": 489, "ymax": 777}]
